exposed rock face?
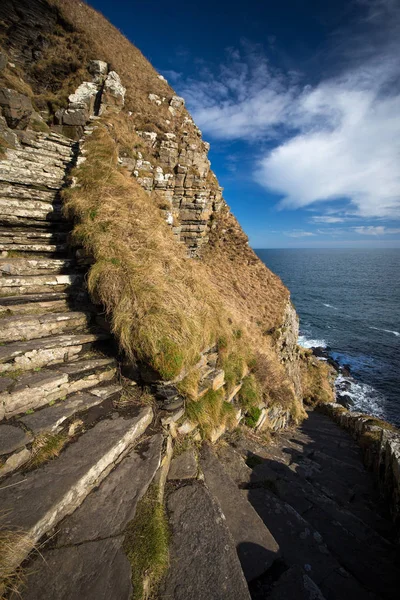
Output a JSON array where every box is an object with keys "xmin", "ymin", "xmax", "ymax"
[
  {"xmin": 0, "ymin": 88, "xmax": 33, "ymax": 129},
  {"xmin": 277, "ymin": 300, "xmax": 302, "ymax": 397}
]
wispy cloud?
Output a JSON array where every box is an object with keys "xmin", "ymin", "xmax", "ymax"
[
  {"xmin": 310, "ymin": 216, "xmax": 346, "ymax": 223},
  {"xmin": 354, "ymin": 226, "xmax": 400, "ymax": 235},
  {"xmin": 178, "ymin": 0, "xmax": 400, "ymax": 221},
  {"xmin": 284, "ymin": 230, "xmax": 315, "ymax": 238}
]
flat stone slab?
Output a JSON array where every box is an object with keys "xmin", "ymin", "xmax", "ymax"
[
  {"xmin": 0, "ymin": 424, "xmax": 33, "ymax": 455},
  {"xmin": 200, "ymin": 444, "xmax": 280, "ymax": 582},
  {"xmin": 159, "ymin": 481, "xmax": 251, "ymax": 600},
  {"xmin": 269, "ymin": 566, "xmax": 326, "ymax": 600},
  {"xmin": 56, "ymin": 434, "xmax": 163, "ymax": 545},
  {"xmin": 20, "ymin": 537, "xmax": 132, "ymax": 600},
  {"xmin": 0, "ymin": 407, "xmax": 152, "ymax": 568},
  {"xmin": 168, "ymin": 448, "xmax": 197, "ymax": 480},
  {"xmin": 19, "ymin": 391, "xmax": 107, "ymax": 434}
]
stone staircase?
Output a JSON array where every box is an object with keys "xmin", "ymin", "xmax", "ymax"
[{"xmin": 0, "ymin": 130, "xmax": 161, "ymax": 596}]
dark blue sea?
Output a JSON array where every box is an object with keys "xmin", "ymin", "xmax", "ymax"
[{"xmin": 255, "ymin": 248, "xmax": 400, "ymax": 427}]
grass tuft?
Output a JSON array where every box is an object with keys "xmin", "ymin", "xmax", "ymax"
[
  {"xmin": 186, "ymin": 389, "xmax": 237, "ymax": 438},
  {"xmin": 123, "ymin": 485, "xmax": 169, "ymax": 600},
  {"xmin": 28, "ymin": 433, "xmax": 67, "ymax": 469},
  {"xmin": 0, "ymin": 524, "xmax": 33, "ymax": 598}
]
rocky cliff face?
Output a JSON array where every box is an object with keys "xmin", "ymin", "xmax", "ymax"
[{"xmin": 0, "ymin": 0, "xmax": 303, "ymax": 434}]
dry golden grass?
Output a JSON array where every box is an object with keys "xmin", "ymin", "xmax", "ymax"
[
  {"xmin": 64, "ymin": 118, "xmax": 239, "ymax": 379},
  {"xmin": 28, "ymin": 432, "xmax": 67, "ymax": 469},
  {"xmin": 0, "ymin": 522, "xmax": 33, "ymax": 598}
]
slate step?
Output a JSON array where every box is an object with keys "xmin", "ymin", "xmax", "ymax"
[
  {"xmin": 0, "ymin": 297, "xmax": 71, "ymax": 316},
  {"xmin": 0, "ymin": 242, "xmax": 68, "ymax": 255},
  {"xmin": 16, "ymin": 435, "xmax": 163, "ymax": 600},
  {"xmin": 245, "ymin": 488, "xmax": 376, "ymax": 600},
  {"xmin": 0, "ymin": 291, "xmax": 82, "ymax": 307},
  {"xmin": 0, "ymin": 408, "xmax": 153, "ymax": 573},
  {"xmin": 0, "ymin": 257, "xmax": 76, "ymax": 276},
  {"xmin": 249, "ymin": 458, "xmax": 399, "ymax": 599},
  {"xmin": 159, "ymin": 481, "xmax": 251, "ymax": 600},
  {"xmin": 268, "ymin": 566, "xmax": 327, "ymax": 600},
  {"xmin": 19, "ymin": 384, "xmax": 123, "ymax": 435},
  {"xmin": 0, "ymin": 182, "xmax": 60, "ymax": 204},
  {"xmin": 0, "ymin": 311, "xmax": 92, "ymax": 343},
  {"xmin": 0, "ymin": 273, "xmax": 83, "ymax": 296},
  {"xmin": 0, "ymin": 199, "xmax": 65, "ymax": 227},
  {"xmin": 0, "ymin": 331, "xmax": 110, "ymax": 374},
  {"xmin": 0, "ymin": 357, "xmax": 117, "ymax": 419},
  {"xmin": 200, "ymin": 443, "xmax": 280, "ymax": 582}
]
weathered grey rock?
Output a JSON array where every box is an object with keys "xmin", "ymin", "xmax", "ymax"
[
  {"xmin": 68, "ymin": 82, "xmax": 98, "ymax": 112},
  {"xmin": 20, "ymin": 537, "xmax": 132, "ymax": 600},
  {"xmin": 160, "ymin": 481, "xmax": 251, "ymax": 600},
  {"xmin": 88, "ymin": 60, "xmax": 108, "ymax": 83},
  {"xmin": 56, "ymin": 434, "xmax": 163, "ymax": 546},
  {"xmin": 0, "ymin": 88, "xmax": 33, "ymax": 129},
  {"xmin": 168, "ymin": 448, "xmax": 197, "ymax": 480},
  {"xmin": 0, "ymin": 114, "xmax": 19, "ymax": 148},
  {"xmin": 0, "ymin": 423, "xmax": 33, "ymax": 455},
  {"xmin": 200, "ymin": 444, "xmax": 280, "ymax": 582},
  {"xmin": 0, "ymin": 357, "xmax": 116, "ymax": 418},
  {"xmin": 0, "ymin": 408, "xmax": 152, "ymax": 570},
  {"xmin": 269, "ymin": 566, "xmax": 326, "ymax": 600},
  {"xmin": 0, "ymin": 447, "xmax": 30, "ymax": 477},
  {"xmin": 0, "ymin": 332, "xmax": 108, "ymax": 374},
  {"xmin": 62, "ymin": 107, "xmax": 89, "ymax": 127},
  {"xmin": 0, "ymin": 311, "xmax": 91, "ymax": 343},
  {"xmin": 99, "ymin": 71, "xmax": 125, "ymax": 114},
  {"xmin": 19, "ymin": 391, "xmax": 108, "ymax": 434}
]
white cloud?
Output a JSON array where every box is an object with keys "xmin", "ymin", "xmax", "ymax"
[
  {"xmin": 179, "ymin": 1, "xmax": 400, "ymax": 221},
  {"xmin": 354, "ymin": 226, "xmax": 400, "ymax": 235},
  {"xmin": 284, "ymin": 230, "xmax": 315, "ymax": 238},
  {"xmin": 310, "ymin": 216, "xmax": 346, "ymax": 223}
]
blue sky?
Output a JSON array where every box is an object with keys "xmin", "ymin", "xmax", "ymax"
[{"xmin": 89, "ymin": 0, "xmax": 400, "ymax": 248}]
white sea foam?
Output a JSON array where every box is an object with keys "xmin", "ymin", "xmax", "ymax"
[
  {"xmin": 298, "ymin": 335, "xmax": 327, "ymax": 349},
  {"xmin": 323, "ymin": 303, "xmax": 338, "ymax": 310},
  {"xmin": 335, "ymin": 374, "xmax": 385, "ymax": 418},
  {"xmin": 369, "ymin": 327, "xmax": 400, "ymax": 337}
]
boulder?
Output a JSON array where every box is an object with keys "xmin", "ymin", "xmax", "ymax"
[
  {"xmin": 0, "ymin": 88, "xmax": 33, "ymax": 129},
  {"xmin": 68, "ymin": 82, "xmax": 98, "ymax": 112},
  {"xmin": 99, "ymin": 71, "xmax": 125, "ymax": 114},
  {"xmin": 87, "ymin": 60, "xmax": 108, "ymax": 83}
]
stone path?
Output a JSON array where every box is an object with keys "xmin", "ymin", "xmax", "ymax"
[{"xmin": 216, "ymin": 409, "xmax": 400, "ymax": 600}]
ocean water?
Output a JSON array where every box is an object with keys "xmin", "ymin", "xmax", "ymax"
[{"xmin": 255, "ymin": 248, "xmax": 400, "ymax": 427}]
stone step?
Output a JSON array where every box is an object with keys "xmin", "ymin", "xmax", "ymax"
[
  {"xmin": 5, "ymin": 146, "xmax": 74, "ymax": 166},
  {"xmin": 0, "ymin": 199, "xmax": 65, "ymax": 226},
  {"xmin": 0, "ymin": 292, "xmax": 91, "ymax": 316},
  {"xmin": 0, "ymin": 257, "xmax": 76, "ymax": 276},
  {"xmin": 0, "ymin": 273, "xmax": 83, "ymax": 296},
  {"xmin": 0, "ymin": 228, "xmax": 68, "ymax": 243},
  {"xmin": 268, "ymin": 566, "xmax": 327, "ymax": 600},
  {"xmin": 0, "ymin": 331, "xmax": 110, "ymax": 373},
  {"xmin": 0, "ymin": 242, "xmax": 68, "ymax": 255},
  {"xmin": 0, "ymin": 408, "xmax": 153, "ymax": 573},
  {"xmin": 200, "ymin": 443, "xmax": 280, "ymax": 582},
  {"xmin": 245, "ymin": 488, "xmax": 376, "ymax": 600},
  {"xmin": 159, "ymin": 480, "xmax": 251, "ymax": 600},
  {"xmin": 0, "ymin": 166, "xmax": 67, "ymax": 190},
  {"xmin": 19, "ymin": 385, "xmax": 123, "ymax": 436},
  {"xmin": 0, "ymin": 311, "xmax": 92, "ymax": 343},
  {"xmin": 0, "ymin": 182, "xmax": 60, "ymax": 204},
  {"xmin": 17, "ymin": 434, "xmax": 164, "ymax": 600},
  {"xmin": 0, "ymin": 356, "xmax": 117, "ymax": 419},
  {"xmin": 249, "ymin": 458, "xmax": 399, "ymax": 599},
  {"xmin": 0, "ymin": 298, "xmax": 70, "ymax": 316}
]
